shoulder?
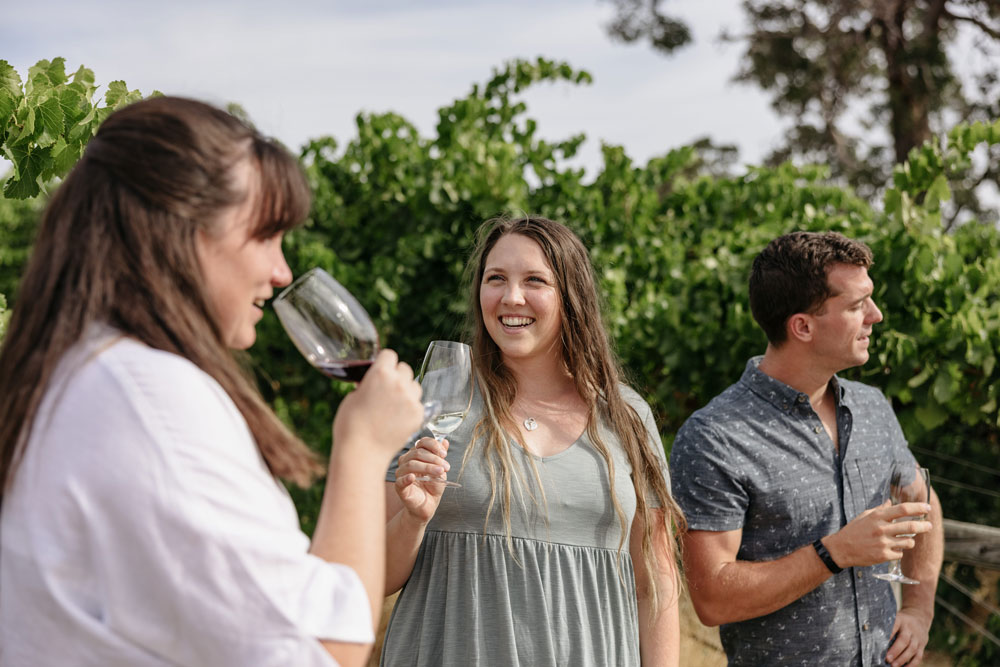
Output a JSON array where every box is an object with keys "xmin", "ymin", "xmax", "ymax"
[
  {"xmin": 674, "ymin": 380, "xmax": 748, "ymax": 444},
  {"xmin": 38, "ymin": 334, "xmax": 249, "ymax": 467},
  {"xmin": 616, "ymin": 383, "xmax": 652, "ymax": 416},
  {"xmin": 838, "ymin": 376, "xmax": 890, "ymax": 404},
  {"xmin": 77, "ymin": 338, "xmax": 237, "ymax": 427},
  {"xmin": 838, "ymin": 377, "xmax": 898, "ymax": 420}
]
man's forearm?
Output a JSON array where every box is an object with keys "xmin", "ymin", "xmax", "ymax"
[
  {"xmin": 900, "ymin": 489, "xmax": 944, "ymax": 615},
  {"xmin": 688, "ymin": 543, "xmax": 833, "ymax": 626}
]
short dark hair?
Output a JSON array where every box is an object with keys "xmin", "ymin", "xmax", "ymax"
[{"xmin": 749, "ymin": 231, "xmax": 873, "ymax": 345}]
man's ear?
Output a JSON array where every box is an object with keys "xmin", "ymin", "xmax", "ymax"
[{"xmin": 787, "ymin": 313, "xmax": 814, "ymax": 343}]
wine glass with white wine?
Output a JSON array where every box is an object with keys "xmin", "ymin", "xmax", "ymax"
[
  {"xmin": 873, "ymin": 463, "xmax": 931, "ymax": 585},
  {"xmin": 411, "ymin": 340, "xmax": 473, "ymax": 488}
]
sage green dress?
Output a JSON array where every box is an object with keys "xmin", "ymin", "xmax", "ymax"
[{"xmin": 381, "ymin": 386, "xmax": 668, "ymax": 666}]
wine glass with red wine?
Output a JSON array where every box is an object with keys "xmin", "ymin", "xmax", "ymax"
[{"xmin": 273, "ymin": 267, "xmax": 379, "ymax": 382}]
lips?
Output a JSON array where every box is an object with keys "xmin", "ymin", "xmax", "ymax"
[{"xmin": 500, "ymin": 315, "xmax": 534, "ymax": 328}]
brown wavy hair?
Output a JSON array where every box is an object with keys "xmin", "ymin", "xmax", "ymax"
[
  {"xmin": 463, "ymin": 214, "xmax": 685, "ymax": 610},
  {"xmin": 0, "ymin": 96, "xmax": 323, "ymax": 499}
]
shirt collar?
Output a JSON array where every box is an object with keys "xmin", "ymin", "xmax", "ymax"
[{"xmin": 740, "ymin": 356, "xmax": 850, "ymax": 412}]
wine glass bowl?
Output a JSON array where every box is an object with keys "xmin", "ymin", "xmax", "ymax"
[
  {"xmin": 273, "ymin": 268, "xmax": 379, "ymax": 381},
  {"xmin": 412, "ymin": 340, "xmax": 473, "ymax": 487}
]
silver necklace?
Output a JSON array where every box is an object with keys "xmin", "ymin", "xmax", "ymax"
[{"xmin": 523, "ymin": 417, "xmax": 539, "ymax": 431}]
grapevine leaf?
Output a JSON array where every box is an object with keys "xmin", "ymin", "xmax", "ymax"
[
  {"xmin": 58, "ymin": 86, "xmax": 87, "ymax": 122},
  {"xmin": 105, "ymin": 81, "xmax": 141, "ymax": 109},
  {"xmin": 0, "ymin": 60, "xmax": 21, "ymax": 96},
  {"xmin": 67, "ymin": 102, "xmax": 98, "ymax": 142},
  {"xmin": 35, "ymin": 95, "xmax": 65, "ymax": 148},
  {"xmin": 71, "ymin": 64, "xmax": 96, "ymax": 93},
  {"xmin": 27, "ymin": 57, "xmax": 67, "ymax": 88},
  {"xmin": 49, "ymin": 136, "xmax": 81, "ymax": 178},
  {"xmin": 2, "ymin": 144, "xmax": 51, "ymax": 199},
  {"xmin": 0, "ymin": 61, "xmax": 22, "ymax": 120},
  {"xmin": 12, "ymin": 105, "xmax": 36, "ymax": 144}
]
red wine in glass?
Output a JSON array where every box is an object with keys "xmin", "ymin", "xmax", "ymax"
[
  {"xmin": 317, "ymin": 360, "xmax": 373, "ymax": 383},
  {"xmin": 274, "ymin": 267, "xmax": 440, "ymax": 426},
  {"xmin": 273, "ymin": 268, "xmax": 379, "ymax": 381}
]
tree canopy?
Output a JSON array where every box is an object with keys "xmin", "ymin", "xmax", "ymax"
[{"xmin": 606, "ymin": 0, "xmax": 1000, "ymax": 223}]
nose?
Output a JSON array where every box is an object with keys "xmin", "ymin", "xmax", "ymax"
[
  {"xmin": 501, "ymin": 282, "xmax": 525, "ymax": 306},
  {"xmin": 272, "ymin": 251, "xmax": 293, "ymax": 288},
  {"xmin": 866, "ymin": 298, "xmax": 883, "ymax": 324}
]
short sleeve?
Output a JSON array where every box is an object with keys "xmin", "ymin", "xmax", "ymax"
[
  {"xmin": 31, "ymin": 341, "xmax": 373, "ymax": 665},
  {"xmin": 669, "ymin": 416, "xmax": 750, "ymax": 532},
  {"xmin": 620, "ymin": 385, "xmax": 671, "ymax": 504}
]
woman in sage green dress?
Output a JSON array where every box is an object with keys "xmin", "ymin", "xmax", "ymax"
[{"xmin": 380, "ymin": 216, "xmax": 686, "ymax": 666}]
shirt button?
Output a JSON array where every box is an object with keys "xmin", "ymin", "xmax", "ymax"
[
  {"xmin": 862, "ymin": 623, "xmax": 870, "ymax": 631},
  {"xmin": 814, "ymin": 426, "xmax": 822, "ymax": 434},
  {"xmin": 857, "ymin": 571, "xmax": 864, "ymax": 579},
  {"xmin": 797, "ymin": 395, "xmax": 807, "ymax": 403}
]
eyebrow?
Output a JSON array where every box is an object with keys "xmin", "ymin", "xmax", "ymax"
[
  {"xmin": 846, "ymin": 289, "xmax": 872, "ymax": 305},
  {"xmin": 483, "ymin": 266, "xmax": 552, "ymax": 277}
]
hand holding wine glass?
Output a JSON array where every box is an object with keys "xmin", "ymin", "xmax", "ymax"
[{"xmin": 874, "ymin": 463, "xmax": 931, "ymax": 585}]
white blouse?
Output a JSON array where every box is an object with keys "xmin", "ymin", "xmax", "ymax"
[{"xmin": 1, "ymin": 327, "xmax": 371, "ymax": 666}]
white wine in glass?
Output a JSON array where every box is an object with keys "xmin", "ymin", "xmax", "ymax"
[
  {"xmin": 412, "ymin": 340, "xmax": 473, "ymax": 488},
  {"xmin": 873, "ymin": 464, "xmax": 931, "ymax": 585}
]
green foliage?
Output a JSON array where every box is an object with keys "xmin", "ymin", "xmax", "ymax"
[
  {"xmin": 0, "ymin": 181, "xmax": 44, "ymax": 300},
  {"xmin": 0, "ymin": 58, "xmax": 144, "ymax": 199}
]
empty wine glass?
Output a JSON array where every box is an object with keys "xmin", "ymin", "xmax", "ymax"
[
  {"xmin": 874, "ymin": 463, "xmax": 931, "ymax": 585},
  {"xmin": 273, "ymin": 267, "xmax": 379, "ymax": 381},
  {"xmin": 412, "ymin": 340, "xmax": 473, "ymax": 488}
]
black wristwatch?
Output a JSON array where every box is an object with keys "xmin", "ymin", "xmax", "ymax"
[{"xmin": 813, "ymin": 538, "xmax": 843, "ymax": 574}]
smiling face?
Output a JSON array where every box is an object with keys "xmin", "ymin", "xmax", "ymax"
[
  {"xmin": 479, "ymin": 233, "xmax": 563, "ymax": 364},
  {"xmin": 195, "ymin": 159, "xmax": 293, "ymax": 349},
  {"xmin": 808, "ymin": 263, "xmax": 883, "ymax": 372}
]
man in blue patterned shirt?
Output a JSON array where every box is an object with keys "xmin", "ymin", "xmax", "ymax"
[{"xmin": 670, "ymin": 232, "xmax": 944, "ymax": 666}]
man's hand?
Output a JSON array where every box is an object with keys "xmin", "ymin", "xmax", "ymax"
[
  {"xmin": 824, "ymin": 500, "xmax": 933, "ymax": 568},
  {"xmin": 886, "ymin": 606, "xmax": 932, "ymax": 666}
]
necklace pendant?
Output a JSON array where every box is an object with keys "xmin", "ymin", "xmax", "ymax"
[{"xmin": 523, "ymin": 417, "xmax": 538, "ymax": 431}]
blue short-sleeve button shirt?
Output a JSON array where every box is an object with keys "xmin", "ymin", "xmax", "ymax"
[{"xmin": 670, "ymin": 357, "xmax": 918, "ymax": 666}]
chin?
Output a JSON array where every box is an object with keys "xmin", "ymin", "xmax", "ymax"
[{"xmin": 229, "ymin": 331, "xmax": 257, "ymax": 350}]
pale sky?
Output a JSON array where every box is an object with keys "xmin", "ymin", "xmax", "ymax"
[{"xmin": 3, "ymin": 0, "xmax": 790, "ymax": 178}]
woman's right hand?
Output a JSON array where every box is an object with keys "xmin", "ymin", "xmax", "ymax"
[
  {"xmin": 392, "ymin": 436, "xmax": 450, "ymax": 523},
  {"xmin": 332, "ymin": 349, "xmax": 424, "ymax": 461}
]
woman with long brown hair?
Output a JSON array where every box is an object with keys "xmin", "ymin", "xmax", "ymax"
[
  {"xmin": 0, "ymin": 96, "xmax": 423, "ymax": 667},
  {"xmin": 380, "ymin": 216, "xmax": 685, "ymax": 665}
]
